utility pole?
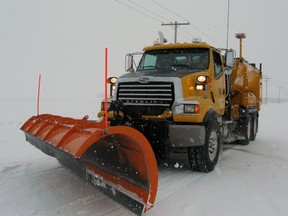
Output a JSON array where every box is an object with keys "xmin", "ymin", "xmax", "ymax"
[
  {"xmin": 262, "ymin": 76, "xmax": 271, "ymax": 104},
  {"xmin": 278, "ymin": 86, "xmax": 282, "ymax": 103},
  {"xmin": 162, "ymin": 21, "xmax": 190, "ymax": 43}
]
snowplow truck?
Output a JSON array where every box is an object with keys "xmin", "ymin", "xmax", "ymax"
[
  {"xmin": 99, "ymin": 33, "xmax": 262, "ymax": 172},
  {"xmin": 21, "ymin": 32, "xmax": 261, "ymax": 215}
]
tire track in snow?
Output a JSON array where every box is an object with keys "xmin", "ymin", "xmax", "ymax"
[
  {"xmin": 224, "ymin": 146, "xmax": 288, "ymax": 163},
  {"xmin": 33, "ymin": 194, "xmax": 104, "ymax": 216},
  {"xmin": 0, "ymin": 159, "xmax": 61, "ymax": 182},
  {"xmin": 33, "ymin": 191, "xmax": 131, "ymax": 216},
  {"xmin": 154, "ymin": 147, "xmax": 236, "ymax": 204},
  {"xmin": 156, "ymin": 168, "xmax": 205, "ymax": 203}
]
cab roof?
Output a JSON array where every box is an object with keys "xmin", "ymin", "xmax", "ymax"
[{"xmin": 143, "ymin": 42, "xmax": 213, "ymax": 51}]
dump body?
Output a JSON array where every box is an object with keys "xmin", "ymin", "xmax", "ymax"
[{"xmin": 230, "ymin": 58, "xmax": 261, "ymax": 110}]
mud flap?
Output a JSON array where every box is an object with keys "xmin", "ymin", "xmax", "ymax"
[{"xmin": 21, "ymin": 114, "xmax": 158, "ymax": 215}]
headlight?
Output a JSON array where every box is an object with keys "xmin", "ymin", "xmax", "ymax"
[
  {"xmin": 107, "ymin": 77, "xmax": 118, "ymax": 84},
  {"xmin": 197, "ymin": 75, "xmax": 211, "ymax": 83},
  {"xmin": 197, "ymin": 75, "xmax": 206, "ymax": 83},
  {"xmin": 196, "ymin": 84, "xmax": 204, "ymax": 90},
  {"xmin": 184, "ymin": 104, "xmax": 200, "ymax": 113}
]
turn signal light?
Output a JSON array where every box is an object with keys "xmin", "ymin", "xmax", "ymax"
[
  {"xmin": 184, "ymin": 104, "xmax": 200, "ymax": 114},
  {"xmin": 101, "ymin": 101, "xmax": 110, "ymax": 111}
]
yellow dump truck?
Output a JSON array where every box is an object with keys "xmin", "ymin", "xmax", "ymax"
[
  {"xmin": 21, "ymin": 33, "xmax": 261, "ymax": 214},
  {"xmin": 100, "ymin": 33, "xmax": 262, "ymax": 172}
]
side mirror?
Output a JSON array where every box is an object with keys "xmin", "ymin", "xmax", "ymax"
[
  {"xmin": 125, "ymin": 54, "xmax": 134, "ymax": 72},
  {"xmin": 225, "ymin": 49, "xmax": 236, "ymax": 69}
]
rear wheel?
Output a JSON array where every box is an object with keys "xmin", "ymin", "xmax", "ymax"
[{"xmin": 188, "ymin": 119, "xmax": 221, "ymax": 172}]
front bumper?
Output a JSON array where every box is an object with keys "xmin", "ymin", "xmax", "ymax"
[{"xmin": 169, "ymin": 125, "xmax": 205, "ymax": 147}]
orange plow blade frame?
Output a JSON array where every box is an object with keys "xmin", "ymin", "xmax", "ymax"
[{"xmin": 21, "ymin": 114, "xmax": 158, "ymax": 214}]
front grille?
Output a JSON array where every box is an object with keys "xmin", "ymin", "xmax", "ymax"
[{"xmin": 117, "ymin": 82, "xmax": 174, "ymax": 115}]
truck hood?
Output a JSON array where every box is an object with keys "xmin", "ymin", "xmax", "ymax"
[{"xmin": 120, "ymin": 69, "xmax": 198, "ymax": 78}]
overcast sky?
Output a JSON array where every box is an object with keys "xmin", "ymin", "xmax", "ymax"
[{"xmin": 1, "ymin": 0, "xmax": 287, "ymax": 107}]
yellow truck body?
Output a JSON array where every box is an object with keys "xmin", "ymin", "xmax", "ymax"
[{"xmin": 231, "ymin": 58, "xmax": 261, "ymax": 110}]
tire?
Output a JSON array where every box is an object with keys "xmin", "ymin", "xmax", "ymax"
[
  {"xmin": 188, "ymin": 119, "xmax": 221, "ymax": 172},
  {"xmin": 250, "ymin": 113, "xmax": 258, "ymax": 141},
  {"xmin": 237, "ymin": 114, "xmax": 251, "ymax": 145}
]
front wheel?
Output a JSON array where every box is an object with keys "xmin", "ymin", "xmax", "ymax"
[{"xmin": 188, "ymin": 120, "xmax": 221, "ymax": 172}]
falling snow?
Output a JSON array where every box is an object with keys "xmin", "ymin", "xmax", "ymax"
[{"xmin": 1, "ymin": 99, "xmax": 288, "ymax": 216}]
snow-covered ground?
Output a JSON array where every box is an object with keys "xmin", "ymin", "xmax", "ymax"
[{"xmin": 1, "ymin": 99, "xmax": 288, "ymax": 216}]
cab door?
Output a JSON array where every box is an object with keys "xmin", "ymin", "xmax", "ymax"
[{"xmin": 210, "ymin": 50, "xmax": 226, "ymax": 115}]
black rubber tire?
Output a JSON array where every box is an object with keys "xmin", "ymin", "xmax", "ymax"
[
  {"xmin": 250, "ymin": 112, "xmax": 258, "ymax": 141},
  {"xmin": 188, "ymin": 119, "xmax": 221, "ymax": 172}
]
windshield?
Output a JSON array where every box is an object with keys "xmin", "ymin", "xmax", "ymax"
[{"xmin": 137, "ymin": 48, "xmax": 209, "ymax": 73}]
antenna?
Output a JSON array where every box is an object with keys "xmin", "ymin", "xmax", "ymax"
[
  {"xmin": 104, "ymin": 48, "xmax": 108, "ymax": 133},
  {"xmin": 226, "ymin": 0, "xmax": 231, "ymax": 49}
]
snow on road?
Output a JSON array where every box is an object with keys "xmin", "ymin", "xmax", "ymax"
[{"xmin": 1, "ymin": 99, "xmax": 288, "ymax": 216}]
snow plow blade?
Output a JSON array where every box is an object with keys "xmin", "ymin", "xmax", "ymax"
[{"xmin": 21, "ymin": 114, "xmax": 158, "ymax": 215}]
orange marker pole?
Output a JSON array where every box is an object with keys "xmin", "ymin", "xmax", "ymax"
[
  {"xmin": 104, "ymin": 48, "xmax": 108, "ymax": 131},
  {"xmin": 37, "ymin": 74, "xmax": 41, "ymax": 116}
]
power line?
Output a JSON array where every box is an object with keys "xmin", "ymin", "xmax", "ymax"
[
  {"xmin": 127, "ymin": 0, "xmax": 170, "ymax": 23},
  {"xmin": 150, "ymin": 0, "xmax": 222, "ymax": 46},
  {"xmin": 124, "ymin": 0, "xmax": 190, "ymax": 42},
  {"xmin": 115, "ymin": 0, "xmax": 222, "ymax": 46},
  {"xmin": 162, "ymin": 21, "xmax": 190, "ymax": 43},
  {"xmin": 115, "ymin": 0, "xmax": 188, "ymax": 41},
  {"xmin": 150, "ymin": 0, "xmax": 192, "ymax": 41},
  {"xmin": 150, "ymin": 0, "xmax": 189, "ymax": 22},
  {"xmin": 114, "ymin": 0, "xmax": 162, "ymax": 23}
]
